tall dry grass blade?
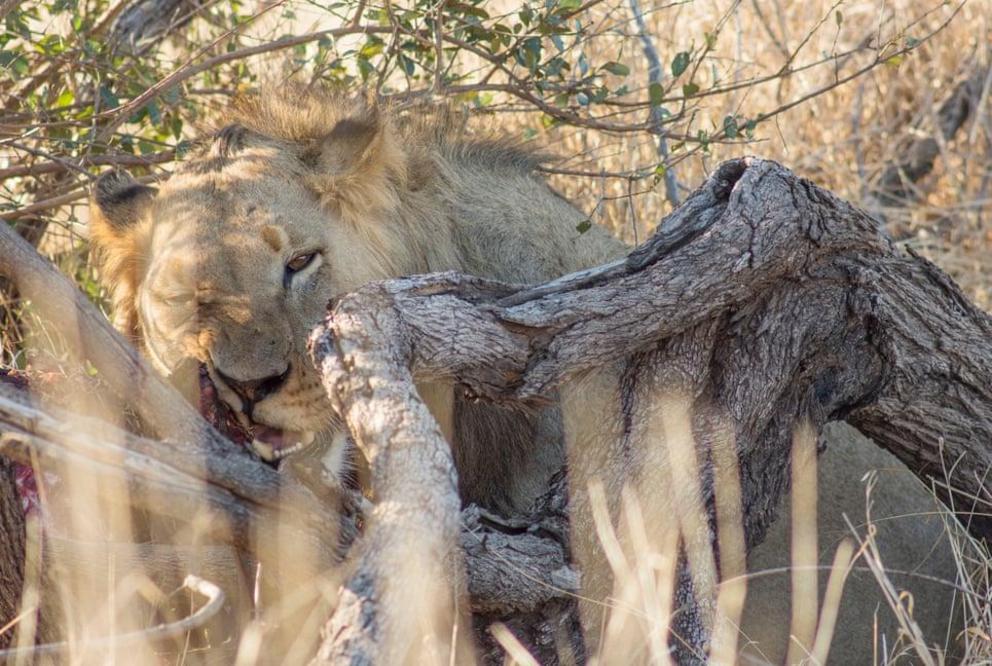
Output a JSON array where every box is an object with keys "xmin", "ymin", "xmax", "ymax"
[
  {"xmin": 12, "ymin": 514, "xmax": 41, "ymax": 665},
  {"xmin": 621, "ymin": 486, "xmax": 676, "ymax": 666},
  {"xmin": 660, "ymin": 393, "xmax": 717, "ymax": 635},
  {"xmin": 491, "ymin": 622, "xmax": 539, "ymax": 666},
  {"xmin": 810, "ymin": 537, "xmax": 856, "ymax": 664},
  {"xmin": 787, "ymin": 422, "xmax": 819, "ymax": 664},
  {"xmin": 848, "ymin": 475, "xmax": 939, "ymax": 666},
  {"xmin": 589, "ymin": 478, "xmax": 640, "ymax": 661},
  {"xmin": 708, "ymin": 421, "xmax": 746, "ymax": 665}
]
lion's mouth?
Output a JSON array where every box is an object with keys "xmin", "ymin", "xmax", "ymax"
[
  {"xmin": 249, "ymin": 425, "xmax": 315, "ymax": 462},
  {"xmin": 197, "ymin": 364, "xmax": 315, "ymax": 463}
]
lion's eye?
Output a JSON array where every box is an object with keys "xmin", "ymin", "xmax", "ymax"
[{"xmin": 286, "ymin": 251, "xmax": 317, "ymax": 274}]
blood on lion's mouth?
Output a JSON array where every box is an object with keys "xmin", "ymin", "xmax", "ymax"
[{"xmin": 197, "ymin": 364, "xmax": 315, "ymax": 463}]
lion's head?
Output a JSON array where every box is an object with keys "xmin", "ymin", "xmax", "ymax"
[{"xmin": 89, "ymin": 88, "xmax": 440, "ymax": 463}]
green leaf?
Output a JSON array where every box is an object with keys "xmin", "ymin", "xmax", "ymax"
[
  {"xmin": 170, "ymin": 115, "xmax": 183, "ymax": 141},
  {"xmin": 744, "ymin": 119, "xmax": 757, "ymax": 139},
  {"xmin": 575, "ymin": 219, "xmax": 592, "ymax": 234},
  {"xmin": 671, "ymin": 51, "xmax": 690, "ymax": 77},
  {"xmin": 516, "ymin": 36, "xmax": 542, "ymax": 73},
  {"xmin": 648, "ymin": 82, "xmax": 664, "ymax": 107},
  {"xmin": 697, "ymin": 129, "xmax": 710, "ymax": 152},
  {"xmin": 682, "ymin": 82, "xmax": 699, "ymax": 97},
  {"xmin": 55, "ymin": 88, "xmax": 73, "ymax": 108},
  {"xmin": 578, "ymin": 52, "xmax": 589, "ymax": 76},
  {"xmin": 558, "ymin": 0, "xmax": 582, "ymax": 10},
  {"xmin": 835, "ymin": 10, "xmax": 842, "ymax": 26},
  {"xmin": 602, "ymin": 61, "xmax": 629, "ymax": 76},
  {"xmin": 723, "ymin": 114, "xmax": 738, "ymax": 139},
  {"xmin": 146, "ymin": 100, "xmax": 161, "ymax": 125}
]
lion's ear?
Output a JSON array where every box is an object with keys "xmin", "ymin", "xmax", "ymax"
[
  {"xmin": 90, "ymin": 170, "xmax": 156, "ymax": 237},
  {"xmin": 317, "ymin": 114, "xmax": 382, "ymax": 176},
  {"xmin": 309, "ymin": 106, "xmax": 407, "ymax": 213},
  {"xmin": 89, "ymin": 170, "xmax": 156, "ymax": 338}
]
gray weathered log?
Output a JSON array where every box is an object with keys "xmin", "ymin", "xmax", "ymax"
[
  {"xmin": 461, "ymin": 504, "xmax": 577, "ymax": 617},
  {"xmin": 307, "ymin": 157, "xmax": 992, "ymax": 661},
  {"xmin": 309, "ymin": 283, "xmax": 470, "ymax": 665},
  {"xmin": 462, "ymin": 472, "xmax": 584, "ymax": 665},
  {"xmin": 0, "ymin": 457, "xmax": 24, "ymax": 649},
  {"xmin": 319, "ymin": 157, "xmax": 992, "ymax": 539}
]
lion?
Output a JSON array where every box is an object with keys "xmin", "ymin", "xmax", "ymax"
[
  {"xmin": 89, "ymin": 88, "xmax": 624, "ymax": 515},
  {"xmin": 89, "ymin": 85, "xmax": 961, "ymax": 660}
]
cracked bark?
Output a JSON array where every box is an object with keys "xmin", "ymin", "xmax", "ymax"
[{"xmin": 0, "ymin": 458, "xmax": 24, "ymax": 650}]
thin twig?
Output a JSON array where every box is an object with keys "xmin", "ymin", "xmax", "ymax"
[{"xmin": 629, "ymin": 0, "xmax": 679, "ymax": 206}]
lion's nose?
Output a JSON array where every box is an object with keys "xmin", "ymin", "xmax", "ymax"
[{"xmin": 215, "ymin": 365, "xmax": 290, "ymax": 409}]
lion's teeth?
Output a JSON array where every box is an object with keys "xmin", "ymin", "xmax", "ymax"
[
  {"xmin": 250, "ymin": 435, "xmax": 313, "ymax": 462},
  {"xmin": 251, "ymin": 439, "xmax": 276, "ymax": 461},
  {"xmin": 272, "ymin": 441, "xmax": 306, "ymax": 460}
]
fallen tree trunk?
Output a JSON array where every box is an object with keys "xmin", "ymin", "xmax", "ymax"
[{"xmin": 308, "ymin": 157, "xmax": 992, "ymax": 660}]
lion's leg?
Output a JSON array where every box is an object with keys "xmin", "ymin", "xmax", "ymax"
[
  {"xmin": 415, "ymin": 381, "xmax": 456, "ymax": 445},
  {"xmin": 740, "ymin": 423, "xmax": 964, "ymax": 663},
  {"xmin": 560, "ymin": 366, "xmax": 629, "ymax": 649}
]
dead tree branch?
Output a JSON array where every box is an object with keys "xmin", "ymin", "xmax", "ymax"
[
  {"xmin": 868, "ymin": 57, "xmax": 992, "ymax": 220},
  {"xmin": 309, "ymin": 282, "xmax": 469, "ymax": 664}
]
